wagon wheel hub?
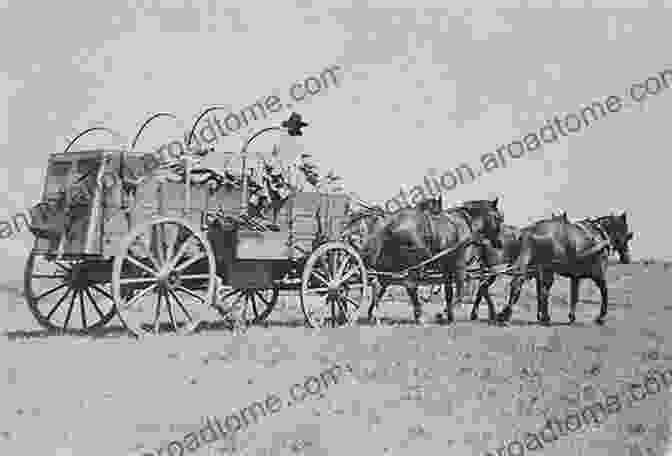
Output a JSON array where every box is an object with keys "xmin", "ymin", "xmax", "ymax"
[
  {"xmin": 327, "ymin": 280, "xmax": 344, "ymax": 298},
  {"xmin": 68, "ymin": 265, "xmax": 91, "ymax": 289},
  {"xmin": 159, "ymin": 271, "xmax": 182, "ymax": 290}
]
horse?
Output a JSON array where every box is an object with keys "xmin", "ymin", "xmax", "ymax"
[
  {"xmin": 469, "ymin": 212, "xmax": 572, "ymax": 321},
  {"xmin": 360, "ymin": 198, "xmax": 504, "ymax": 324},
  {"xmin": 496, "ymin": 211, "xmax": 633, "ymax": 326}
]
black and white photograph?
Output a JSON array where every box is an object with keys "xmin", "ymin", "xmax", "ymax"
[{"xmin": 0, "ymin": 1, "xmax": 670, "ymax": 455}]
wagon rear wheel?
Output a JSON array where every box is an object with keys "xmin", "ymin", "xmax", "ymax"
[
  {"xmin": 112, "ymin": 217, "xmax": 216, "ymax": 337},
  {"xmin": 213, "ymin": 287, "xmax": 279, "ymax": 326},
  {"xmin": 24, "ymin": 253, "xmax": 117, "ymax": 334},
  {"xmin": 300, "ymin": 242, "xmax": 368, "ymax": 328}
]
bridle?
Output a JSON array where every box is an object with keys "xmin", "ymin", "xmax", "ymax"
[{"xmin": 581, "ymin": 216, "xmax": 615, "ymax": 256}]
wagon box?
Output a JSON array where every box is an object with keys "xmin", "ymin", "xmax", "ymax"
[{"xmin": 236, "ymin": 230, "xmax": 291, "ymax": 260}]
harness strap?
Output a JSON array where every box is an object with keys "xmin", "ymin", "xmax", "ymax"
[{"xmin": 579, "ymin": 219, "xmax": 613, "ymax": 256}]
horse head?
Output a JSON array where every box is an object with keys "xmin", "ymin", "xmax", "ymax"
[
  {"xmin": 599, "ymin": 212, "xmax": 634, "ymax": 264},
  {"xmin": 460, "ymin": 197, "xmax": 504, "ymax": 249},
  {"xmin": 552, "ymin": 211, "xmax": 568, "ymax": 221}
]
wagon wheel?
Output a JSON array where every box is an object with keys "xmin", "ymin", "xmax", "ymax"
[
  {"xmin": 213, "ymin": 287, "xmax": 279, "ymax": 326},
  {"xmin": 300, "ymin": 241, "xmax": 368, "ymax": 328},
  {"xmin": 112, "ymin": 217, "xmax": 216, "ymax": 337},
  {"xmin": 24, "ymin": 253, "xmax": 118, "ymax": 334}
]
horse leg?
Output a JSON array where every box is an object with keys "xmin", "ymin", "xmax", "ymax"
[
  {"xmin": 439, "ymin": 277, "xmax": 454, "ymax": 323},
  {"xmin": 537, "ymin": 269, "xmax": 554, "ymax": 326},
  {"xmin": 568, "ymin": 276, "xmax": 580, "ymax": 324},
  {"xmin": 406, "ymin": 282, "xmax": 424, "ymax": 324},
  {"xmin": 444, "ymin": 269, "xmax": 465, "ymax": 323},
  {"xmin": 483, "ymin": 276, "xmax": 498, "ymax": 322},
  {"xmin": 367, "ymin": 278, "xmax": 388, "ymax": 324},
  {"xmin": 470, "ymin": 281, "xmax": 483, "ymax": 320},
  {"xmin": 497, "ymin": 247, "xmax": 533, "ymax": 323},
  {"xmin": 592, "ymin": 274, "xmax": 609, "ymax": 325},
  {"xmin": 470, "ymin": 275, "xmax": 495, "ymax": 321}
]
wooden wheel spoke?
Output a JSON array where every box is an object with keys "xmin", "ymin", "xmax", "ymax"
[
  {"xmin": 91, "ymin": 285, "xmax": 114, "ymax": 301},
  {"xmin": 158, "ymin": 223, "xmax": 169, "ymax": 266},
  {"xmin": 84, "ymin": 287, "xmax": 106, "ymax": 320},
  {"xmin": 340, "ymin": 266, "xmax": 359, "ymax": 283},
  {"xmin": 32, "ymin": 274, "xmax": 66, "ymax": 279},
  {"xmin": 305, "ymin": 287, "xmax": 329, "ymax": 295},
  {"xmin": 119, "ymin": 277, "xmax": 158, "ymax": 285},
  {"xmin": 54, "ymin": 262, "xmax": 72, "ymax": 273},
  {"xmin": 174, "ymin": 252, "xmax": 206, "ymax": 273},
  {"xmin": 63, "ymin": 290, "xmax": 78, "ymax": 331},
  {"xmin": 344, "ymin": 295, "xmax": 361, "ymax": 309},
  {"xmin": 35, "ymin": 283, "xmax": 68, "ymax": 301},
  {"xmin": 124, "ymin": 284, "xmax": 157, "ymax": 311},
  {"xmin": 165, "ymin": 289, "xmax": 179, "ymax": 330},
  {"xmin": 311, "ymin": 270, "xmax": 330, "ymax": 287},
  {"xmin": 330, "ymin": 251, "xmax": 339, "ymax": 278},
  {"xmin": 170, "ymin": 289, "xmax": 193, "ymax": 322},
  {"xmin": 46, "ymin": 287, "xmax": 71, "ymax": 320},
  {"xmin": 169, "ymin": 235, "xmax": 195, "ymax": 271},
  {"xmin": 335, "ymin": 255, "xmax": 352, "ymax": 281},
  {"xmin": 165, "ymin": 224, "xmax": 179, "ymax": 266},
  {"xmin": 152, "ymin": 290, "xmax": 163, "ymax": 333},
  {"xmin": 316, "ymin": 256, "xmax": 330, "ymax": 279},
  {"xmin": 175, "ymin": 286, "xmax": 206, "ymax": 304},
  {"xmin": 124, "ymin": 254, "xmax": 158, "ymax": 277},
  {"xmin": 178, "ymin": 274, "xmax": 211, "ymax": 280},
  {"xmin": 79, "ymin": 290, "xmax": 87, "ymax": 329}
]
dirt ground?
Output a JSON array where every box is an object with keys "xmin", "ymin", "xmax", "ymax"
[{"xmin": 1, "ymin": 261, "xmax": 671, "ymax": 456}]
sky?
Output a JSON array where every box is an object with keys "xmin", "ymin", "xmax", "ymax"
[{"xmin": 1, "ymin": 0, "xmax": 671, "ymax": 285}]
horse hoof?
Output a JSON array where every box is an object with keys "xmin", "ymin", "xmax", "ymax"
[
  {"xmin": 470, "ymin": 312, "xmax": 478, "ymax": 321},
  {"xmin": 594, "ymin": 316, "xmax": 606, "ymax": 326},
  {"xmin": 568, "ymin": 314, "xmax": 576, "ymax": 325},
  {"xmin": 496, "ymin": 310, "xmax": 511, "ymax": 323}
]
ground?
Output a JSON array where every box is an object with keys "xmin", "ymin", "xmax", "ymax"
[{"xmin": 1, "ymin": 261, "xmax": 670, "ymax": 456}]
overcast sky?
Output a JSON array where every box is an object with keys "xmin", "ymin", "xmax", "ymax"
[{"xmin": 1, "ymin": 1, "xmax": 670, "ymax": 284}]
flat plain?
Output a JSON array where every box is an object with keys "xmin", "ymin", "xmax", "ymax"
[{"xmin": 1, "ymin": 261, "xmax": 670, "ymax": 456}]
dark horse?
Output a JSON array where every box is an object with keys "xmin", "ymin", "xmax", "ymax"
[
  {"xmin": 496, "ymin": 212, "xmax": 633, "ymax": 326},
  {"xmin": 468, "ymin": 213, "xmax": 569, "ymax": 322},
  {"xmin": 360, "ymin": 198, "xmax": 504, "ymax": 324}
]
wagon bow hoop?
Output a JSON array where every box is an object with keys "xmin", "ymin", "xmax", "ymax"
[
  {"xmin": 129, "ymin": 112, "xmax": 181, "ymax": 154},
  {"xmin": 63, "ymin": 126, "xmax": 126, "ymax": 154}
]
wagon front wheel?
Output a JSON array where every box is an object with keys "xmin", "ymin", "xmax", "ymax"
[
  {"xmin": 300, "ymin": 242, "xmax": 368, "ymax": 328},
  {"xmin": 112, "ymin": 217, "xmax": 216, "ymax": 337}
]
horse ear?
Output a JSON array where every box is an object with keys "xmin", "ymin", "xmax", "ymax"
[
  {"xmin": 621, "ymin": 211, "xmax": 627, "ymax": 222},
  {"xmin": 626, "ymin": 232, "xmax": 633, "ymax": 241},
  {"xmin": 491, "ymin": 197, "xmax": 499, "ymax": 208}
]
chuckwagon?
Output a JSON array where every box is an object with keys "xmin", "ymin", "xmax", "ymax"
[{"xmin": 24, "ymin": 113, "xmax": 370, "ymax": 337}]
